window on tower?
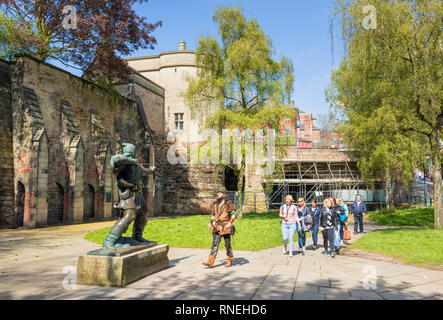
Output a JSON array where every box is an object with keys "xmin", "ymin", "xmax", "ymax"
[{"xmin": 174, "ymin": 113, "xmax": 184, "ymax": 131}]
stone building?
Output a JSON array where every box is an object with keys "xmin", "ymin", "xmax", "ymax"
[
  {"xmin": 0, "ymin": 42, "xmax": 384, "ymax": 229},
  {"xmin": 0, "ymin": 48, "xmax": 226, "ymax": 229},
  {"xmin": 126, "ymin": 41, "xmax": 215, "ymax": 144},
  {"xmin": 0, "ymin": 55, "xmax": 160, "ymax": 228}
]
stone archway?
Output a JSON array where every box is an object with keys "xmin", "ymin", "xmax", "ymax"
[
  {"xmin": 84, "ymin": 184, "xmax": 95, "ymax": 220},
  {"xmin": 16, "ymin": 182, "xmax": 25, "ymax": 227},
  {"xmin": 47, "ymin": 183, "xmax": 64, "ymax": 225}
]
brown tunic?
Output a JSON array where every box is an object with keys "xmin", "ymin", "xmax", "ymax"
[{"xmin": 210, "ymin": 200, "xmax": 236, "ymax": 235}]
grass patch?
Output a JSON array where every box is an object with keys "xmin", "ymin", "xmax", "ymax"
[
  {"xmin": 346, "ymin": 228, "xmax": 443, "ymax": 268},
  {"xmin": 84, "ymin": 211, "xmax": 308, "ymax": 251},
  {"xmin": 367, "ymin": 206, "xmax": 434, "ymax": 226}
]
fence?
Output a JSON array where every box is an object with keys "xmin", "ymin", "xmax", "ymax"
[
  {"xmin": 404, "ymin": 194, "xmax": 443, "ymax": 208},
  {"xmin": 226, "ymin": 191, "xmax": 259, "ymax": 213}
]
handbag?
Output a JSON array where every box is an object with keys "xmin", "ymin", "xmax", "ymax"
[
  {"xmin": 214, "ymin": 222, "xmax": 235, "ymax": 236},
  {"xmin": 343, "ymin": 224, "xmax": 351, "ymax": 240}
]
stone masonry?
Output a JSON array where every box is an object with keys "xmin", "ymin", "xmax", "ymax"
[{"xmin": 0, "ymin": 55, "xmax": 159, "ymax": 228}]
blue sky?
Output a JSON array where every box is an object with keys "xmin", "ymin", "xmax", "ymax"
[{"xmin": 53, "ymin": 0, "xmax": 344, "ymax": 117}]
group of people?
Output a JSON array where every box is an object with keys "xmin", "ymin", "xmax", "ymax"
[
  {"xmin": 279, "ymin": 195, "xmax": 367, "ymax": 257},
  {"xmin": 201, "ymin": 190, "xmax": 368, "ymax": 268}
]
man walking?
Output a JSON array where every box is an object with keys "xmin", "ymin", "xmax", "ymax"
[
  {"xmin": 351, "ymin": 195, "xmax": 367, "ymax": 234},
  {"xmin": 203, "ymin": 191, "xmax": 238, "ymax": 268}
]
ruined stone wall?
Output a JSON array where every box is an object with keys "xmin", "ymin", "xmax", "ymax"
[
  {"xmin": 161, "ymin": 163, "xmax": 225, "ymax": 215},
  {"xmin": 0, "ymin": 60, "xmax": 15, "ymax": 227},
  {"xmin": 5, "ymin": 55, "xmax": 152, "ymax": 228}
]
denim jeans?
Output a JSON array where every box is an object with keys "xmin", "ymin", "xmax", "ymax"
[
  {"xmin": 311, "ymin": 224, "xmax": 319, "ymax": 246},
  {"xmin": 296, "ymin": 223, "xmax": 306, "ymax": 249},
  {"xmin": 333, "ymin": 226, "xmax": 340, "ymax": 249},
  {"xmin": 354, "ymin": 214, "xmax": 364, "ymax": 233},
  {"xmin": 339, "ymin": 223, "xmax": 345, "ymax": 240},
  {"xmin": 281, "ymin": 223, "xmax": 297, "ymax": 253}
]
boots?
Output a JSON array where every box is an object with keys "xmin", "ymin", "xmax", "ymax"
[
  {"xmin": 202, "ymin": 255, "xmax": 216, "ymax": 268},
  {"xmin": 132, "ymin": 204, "xmax": 150, "ymax": 243},
  {"xmin": 103, "ymin": 208, "xmax": 136, "ymax": 249},
  {"xmin": 225, "ymin": 256, "xmax": 232, "ymax": 268},
  {"xmin": 102, "ymin": 227, "xmax": 123, "ymax": 249}
]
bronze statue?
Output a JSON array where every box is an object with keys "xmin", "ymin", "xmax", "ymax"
[{"xmin": 88, "ymin": 142, "xmax": 156, "ymax": 256}]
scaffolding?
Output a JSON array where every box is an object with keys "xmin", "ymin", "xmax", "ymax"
[{"xmin": 266, "ymin": 159, "xmax": 385, "ymax": 209}]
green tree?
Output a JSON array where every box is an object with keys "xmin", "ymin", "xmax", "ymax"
[
  {"xmin": 184, "ymin": 5, "xmax": 295, "ymax": 217},
  {"xmin": 328, "ymin": 0, "xmax": 442, "ymax": 226}
]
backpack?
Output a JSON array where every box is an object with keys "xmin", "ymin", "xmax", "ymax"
[{"xmin": 302, "ymin": 212, "xmax": 313, "ymax": 232}]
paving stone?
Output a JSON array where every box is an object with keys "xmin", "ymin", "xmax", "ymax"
[
  {"xmin": 325, "ymin": 295, "xmax": 361, "ymax": 300},
  {"xmin": 293, "ymin": 292, "xmax": 325, "ymax": 300},
  {"xmin": 293, "ymin": 285, "xmax": 320, "ymax": 294},
  {"xmin": 113, "ymin": 289, "xmax": 151, "ymax": 300},
  {"xmin": 349, "ymin": 289, "xmax": 384, "ymax": 300},
  {"xmin": 252, "ymin": 286, "xmax": 293, "ymax": 300},
  {"xmin": 378, "ymin": 290, "xmax": 426, "ymax": 300},
  {"xmin": 319, "ymin": 287, "xmax": 350, "ymax": 296}
]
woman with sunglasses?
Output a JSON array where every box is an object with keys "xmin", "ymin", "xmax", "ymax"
[
  {"xmin": 295, "ymin": 198, "xmax": 310, "ymax": 255},
  {"xmin": 279, "ymin": 195, "xmax": 301, "ymax": 257}
]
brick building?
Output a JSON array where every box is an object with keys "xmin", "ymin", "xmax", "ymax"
[{"xmin": 296, "ymin": 112, "xmax": 321, "ymax": 148}]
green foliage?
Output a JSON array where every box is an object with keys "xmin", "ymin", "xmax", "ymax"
[
  {"xmin": 84, "ymin": 211, "xmax": 306, "ymax": 251},
  {"xmin": 0, "ymin": 12, "xmax": 33, "ymax": 60},
  {"xmin": 327, "ymin": 0, "xmax": 442, "ymax": 215},
  {"xmin": 347, "ymin": 228, "xmax": 443, "ymax": 268},
  {"xmin": 183, "ymin": 5, "xmax": 295, "ymax": 215},
  {"xmin": 367, "ymin": 206, "xmax": 434, "ymax": 226}
]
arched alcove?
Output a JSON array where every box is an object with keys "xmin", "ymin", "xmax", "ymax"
[
  {"xmin": 47, "ymin": 183, "xmax": 64, "ymax": 225},
  {"xmin": 16, "ymin": 182, "xmax": 25, "ymax": 227},
  {"xmin": 84, "ymin": 184, "xmax": 95, "ymax": 220}
]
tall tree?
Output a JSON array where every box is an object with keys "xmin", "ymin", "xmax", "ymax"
[
  {"xmin": 0, "ymin": 0, "xmax": 161, "ymax": 79},
  {"xmin": 184, "ymin": 5, "xmax": 295, "ymax": 217},
  {"xmin": 328, "ymin": 0, "xmax": 442, "ymax": 226}
]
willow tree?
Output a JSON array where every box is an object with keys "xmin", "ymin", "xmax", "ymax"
[
  {"xmin": 328, "ymin": 0, "xmax": 442, "ymax": 227},
  {"xmin": 184, "ymin": 5, "xmax": 295, "ymax": 217}
]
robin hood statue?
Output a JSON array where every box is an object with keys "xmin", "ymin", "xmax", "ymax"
[
  {"xmin": 203, "ymin": 190, "xmax": 238, "ymax": 268},
  {"xmin": 88, "ymin": 142, "xmax": 156, "ymax": 256}
]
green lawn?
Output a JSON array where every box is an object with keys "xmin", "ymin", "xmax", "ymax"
[
  {"xmin": 348, "ymin": 206, "xmax": 441, "ymax": 268},
  {"xmin": 85, "ymin": 211, "xmax": 306, "ymax": 251},
  {"xmin": 367, "ymin": 206, "xmax": 434, "ymax": 226},
  {"xmin": 346, "ymin": 228, "xmax": 443, "ymax": 268}
]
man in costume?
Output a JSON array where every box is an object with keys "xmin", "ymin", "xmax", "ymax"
[
  {"xmin": 102, "ymin": 142, "xmax": 156, "ymax": 250},
  {"xmin": 203, "ymin": 191, "xmax": 238, "ymax": 268}
]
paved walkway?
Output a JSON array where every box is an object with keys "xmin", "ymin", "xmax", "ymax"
[{"xmin": 0, "ymin": 219, "xmax": 442, "ymax": 300}]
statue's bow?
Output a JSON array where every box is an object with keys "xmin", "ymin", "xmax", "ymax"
[{"xmin": 146, "ymin": 128, "xmax": 156, "ymax": 210}]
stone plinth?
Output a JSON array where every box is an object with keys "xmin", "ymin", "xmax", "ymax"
[{"xmin": 77, "ymin": 244, "xmax": 169, "ymax": 287}]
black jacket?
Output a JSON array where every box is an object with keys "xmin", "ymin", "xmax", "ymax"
[{"xmin": 319, "ymin": 207, "xmax": 339, "ymax": 228}]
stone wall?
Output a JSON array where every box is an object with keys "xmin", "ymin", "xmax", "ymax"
[
  {"xmin": 2, "ymin": 55, "xmax": 155, "ymax": 228},
  {"xmin": 0, "ymin": 60, "xmax": 15, "ymax": 227}
]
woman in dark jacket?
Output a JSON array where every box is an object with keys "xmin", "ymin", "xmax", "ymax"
[
  {"xmin": 319, "ymin": 198, "xmax": 339, "ymax": 257},
  {"xmin": 296, "ymin": 198, "xmax": 310, "ymax": 255},
  {"xmin": 331, "ymin": 197, "xmax": 344, "ymax": 255},
  {"xmin": 309, "ymin": 199, "xmax": 321, "ymax": 250}
]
